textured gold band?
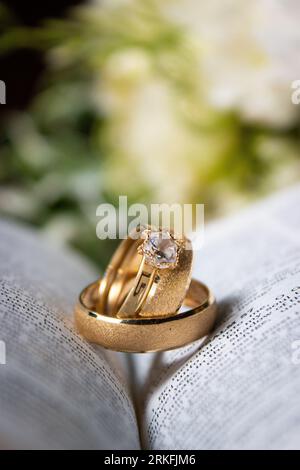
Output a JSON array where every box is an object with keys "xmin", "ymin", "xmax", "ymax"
[
  {"xmin": 97, "ymin": 227, "xmax": 193, "ymax": 319},
  {"xmin": 75, "ymin": 278, "xmax": 217, "ymax": 353}
]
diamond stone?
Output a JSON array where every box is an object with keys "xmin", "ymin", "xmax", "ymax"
[{"xmin": 142, "ymin": 230, "xmax": 178, "ymax": 269}]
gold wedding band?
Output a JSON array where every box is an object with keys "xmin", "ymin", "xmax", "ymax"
[
  {"xmin": 98, "ymin": 226, "xmax": 193, "ymax": 318},
  {"xmin": 75, "ymin": 278, "xmax": 217, "ymax": 352},
  {"xmin": 74, "ymin": 226, "xmax": 217, "ymax": 352}
]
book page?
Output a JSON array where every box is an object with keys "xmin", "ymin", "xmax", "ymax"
[
  {"xmin": 140, "ymin": 185, "xmax": 300, "ymax": 449},
  {"xmin": 0, "ymin": 219, "xmax": 139, "ymax": 449}
]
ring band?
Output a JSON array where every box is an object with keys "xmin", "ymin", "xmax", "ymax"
[
  {"xmin": 75, "ymin": 278, "xmax": 217, "ymax": 353},
  {"xmin": 98, "ymin": 226, "xmax": 193, "ymax": 319}
]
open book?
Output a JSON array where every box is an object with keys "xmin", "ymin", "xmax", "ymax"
[{"xmin": 0, "ymin": 184, "xmax": 300, "ymax": 450}]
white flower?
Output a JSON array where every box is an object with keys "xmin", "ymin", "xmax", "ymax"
[
  {"xmin": 164, "ymin": 0, "xmax": 300, "ymax": 127},
  {"xmin": 88, "ymin": 0, "xmax": 300, "ymax": 203}
]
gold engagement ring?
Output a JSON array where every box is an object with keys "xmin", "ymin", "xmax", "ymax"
[{"xmin": 74, "ymin": 226, "xmax": 217, "ymax": 352}]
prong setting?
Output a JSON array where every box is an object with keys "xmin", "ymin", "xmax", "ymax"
[{"xmin": 138, "ymin": 228, "xmax": 185, "ymax": 269}]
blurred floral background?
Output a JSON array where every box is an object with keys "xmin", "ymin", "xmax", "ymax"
[{"xmin": 0, "ymin": 0, "xmax": 300, "ymax": 268}]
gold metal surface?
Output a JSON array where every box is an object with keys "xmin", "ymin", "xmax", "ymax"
[
  {"xmin": 75, "ymin": 278, "xmax": 217, "ymax": 353},
  {"xmin": 98, "ymin": 227, "xmax": 193, "ymax": 319}
]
